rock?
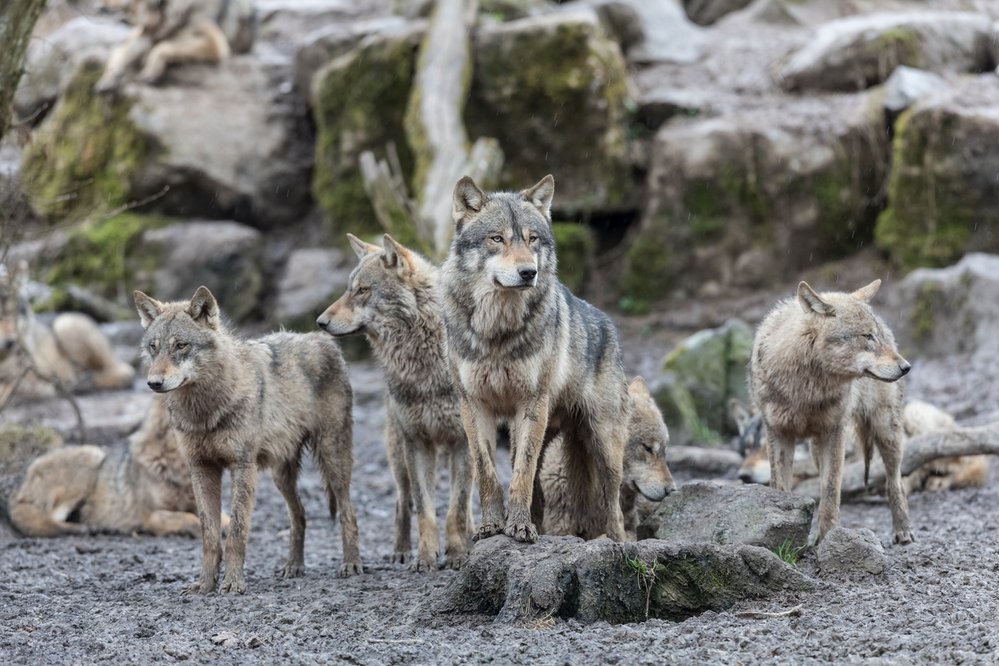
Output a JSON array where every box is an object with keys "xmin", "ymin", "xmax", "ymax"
[
  {"xmin": 13, "ymin": 16, "xmax": 130, "ymax": 122},
  {"xmin": 637, "ymin": 482, "xmax": 814, "ymax": 550},
  {"xmin": 620, "ymin": 92, "xmax": 888, "ymax": 304},
  {"xmin": 481, "ymin": 0, "xmax": 556, "ymax": 22},
  {"xmin": 467, "ymin": 10, "xmax": 636, "ymax": 215},
  {"xmin": 425, "ymin": 534, "xmax": 813, "ymax": 625},
  {"xmin": 683, "ymin": 0, "xmax": 753, "ymax": 27},
  {"xmin": 274, "ymin": 248, "xmax": 352, "ymax": 330},
  {"xmin": 882, "ymin": 65, "xmax": 947, "ymax": 117},
  {"xmin": 874, "ymin": 76, "xmax": 999, "ymax": 272},
  {"xmin": 815, "ymin": 527, "xmax": 887, "ymax": 575},
  {"xmin": 21, "ymin": 57, "xmax": 313, "ymax": 228},
  {"xmin": 779, "ymin": 12, "xmax": 993, "ymax": 92},
  {"xmin": 552, "ymin": 222, "xmax": 596, "ymax": 295},
  {"xmin": 607, "ymin": 0, "xmax": 705, "ymax": 65},
  {"xmin": 655, "ymin": 319, "xmax": 752, "ymax": 445}
]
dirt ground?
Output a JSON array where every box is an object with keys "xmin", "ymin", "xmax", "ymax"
[{"xmin": 2, "ymin": 306, "xmax": 999, "ymax": 665}]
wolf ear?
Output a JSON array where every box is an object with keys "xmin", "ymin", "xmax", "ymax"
[
  {"xmin": 452, "ymin": 176, "xmax": 487, "ymax": 231},
  {"xmin": 851, "ymin": 279, "xmax": 881, "ymax": 303},
  {"xmin": 134, "ymin": 290, "xmax": 165, "ymax": 329},
  {"xmin": 520, "ymin": 174, "xmax": 555, "ymax": 221},
  {"xmin": 728, "ymin": 398, "xmax": 752, "ymax": 437},
  {"xmin": 381, "ymin": 234, "xmax": 413, "ymax": 272},
  {"xmin": 797, "ymin": 281, "xmax": 835, "ymax": 316},
  {"xmin": 347, "ymin": 233, "xmax": 380, "ymax": 259},
  {"xmin": 628, "ymin": 376, "xmax": 650, "ymax": 397},
  {"xmin": 188, "ymin": 286, "xmax": 220, "ymax": 329}
]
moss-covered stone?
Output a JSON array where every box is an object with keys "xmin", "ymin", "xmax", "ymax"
[
  {"xmin": 467, "ymin": 13, "xmax": 636, "ymax": 215},
  {"xmin": 21, "ymin": 62, "xmax": 154, "ymax": 223},
  {"xmin": 311, "ymin": 31, "xmax": 421, "ymax": 243},
  {"xmin": 0, "ymin": 0, "xmax": 47, "ymax": 141},
  {"xmin": 553, "ymin": 222, "xmax": 596, "ymax": 294}
]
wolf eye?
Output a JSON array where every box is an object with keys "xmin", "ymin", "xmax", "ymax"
[
  {"xmin": 148, "ymin": 340, "xmax": 158, "ymax": 351},
  {"xmin": 642, "ymin": 443, "xmax": 655, "ymax": 454},
  {"xmin": 863, "ymin": 333, "xmax": 875, "ymax": 341},
  {"xmin": 355, "ymin": 286, "xmax": 368, "ymax": 295},
  {"xmin": 528, "ymin": 235, "xmax": 539, "ymax": 244},
  {"xmin": 175, "ymin": 342, "xmax": 189, "ymax": 351},
  {"xmin": 489, "ymin": 235, "xmax": 504, "ymax": 243}
]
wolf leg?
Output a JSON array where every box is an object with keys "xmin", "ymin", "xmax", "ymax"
[
  {"xmin": 444, "ymin": 440, "xmax": 473, "ymax": 568},
  {"xmin": 96, "ymin": 28, "xmax": 151, "ymax": 92},
  {"xmin": 767, "ymin": 430, "xmax": 797, "ymax": 492},
  {"xmin": 873, "ymin": 431, "xmax": 914, "ymax": 544},
  {"xmin": 272, "ymin": 457, "xmax": 306, "ymax": 578},
  {"xmin": 143, "ymin": 510, "xmax": 202, "ymax": 538},
  {"xmin": 386, "ymin": 420, "xmax": 412, "ymax": 564},
  {"xmin": 138, "ymin": 22, "xmax": 229, "ymax": 84},
  {"xmin": 405, "ymin": 439, "xmax": 439, "ymax": 573},
  {"xmin": 315, "ymin": 420, "xmax": 363, "ymax": 576},
  {"xmin": 52, "ymin": 313, "xmax": 135, "ymax": 389},
  {"xmin": 588, "ymin": 420, "xmax": 628, "ymax": 542},
  {"xmin": 220, "ymin": 461, "xmax": 257, "ymax": 594},
  {"xmin": 189, "ymin": 462, "xmax": 223, "ymax": 594},
  {"xmin": 814, "ymin": 429, "xmax": 845, "ymax": 543},
  {"xmin": 460, "ymin": 399, "xmax": 505, "ymax": 540},
  {"xmin": 505, "ymin": 395, "xmax": 550, "ymax": 543}
]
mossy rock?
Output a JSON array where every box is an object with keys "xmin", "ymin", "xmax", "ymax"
[
  {"xmin": 467, "ymin": 12, "xmax": 636, "ymax": 215},
  {"xmin": 553, "ymin": 222, "xmax": 596, "ymax": 295},
  {"xmin": 311, "ymin": 29, "xmax": 422, "ymax": 244}
]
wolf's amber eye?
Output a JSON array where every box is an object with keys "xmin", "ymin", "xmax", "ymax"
[
  {"xmin": 355, "ymin": 286, "xmax": 368, "ymax": 295},
  {"xmin": 863, "ymin": 333, "xmax": 875, "ymax": 341},
  {"xmin": 489, "ymin": 235, "xmax": 503, "ymax": 243},
  {"xmin": 175, "ymin": 342, "xmax": 189, "ymax": 351},
  {"xmin": 528, "ymin": 235, "xmax": 539, "ymax": 244}
]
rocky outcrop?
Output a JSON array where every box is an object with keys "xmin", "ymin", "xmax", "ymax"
[
  {"xmin": 273, "ymin": 248, "xmax": 352, "ymax": 330},
  {"xmin": 815, "ymin": 527, "xmax": 887, "ymax": 575},
  {"xmin": 636, "ymin": 481, "xmax": 814, "ymax": 552},
  {"xmin": 426, "ymin": 534, "xmax": 813, "ymax": 625}
]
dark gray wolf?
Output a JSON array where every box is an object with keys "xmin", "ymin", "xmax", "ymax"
[
  {"xmin": 440, "ymin": 174, "xmax": 631, "ymax": 543},
  {"xmin": 133, "ymin": 286, "xmax": 360, "ymax": 594},
  {"xmin": 317, "ymin": 233, "xmax": 472, "ymax": 572}
]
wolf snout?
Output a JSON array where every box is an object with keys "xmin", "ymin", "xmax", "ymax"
[
  {"xmin": 147, "ymin": 378, "xmax": 165, "ymax": 392},
  {"xmin": 316, "ymin": 316, "xmax": 329, "ymax": 331},
  {"xmin": 518, "ymin": 266, "xmax": 537, "ymax": 281},
  {"xmin": 899, "ymin": 360, "xmax": 911, "ymax": 376}
]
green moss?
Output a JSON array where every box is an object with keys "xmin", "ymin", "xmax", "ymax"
[
  {"xmin": 874, "ymin": 28, "xmax": 921, "ymax": 71},
  {"xmin": 21, "ymin": 62, "xmax": 154, "ymax": 223},
  {"xmin": 618, "ymin": 215, "xmax": 675, "ymax": 310},
  {"xmin": 910, "ymin": 280, "xmax": 941, "ymax": 342},
  {"xmin": 553, "ymin": 222, "xmax": 596, "ymax": 294}
]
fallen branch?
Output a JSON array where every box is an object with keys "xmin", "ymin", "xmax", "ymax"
[
  {"xmin": 666, "ymin": 445, "xmax": 743, "ymax": 474},
  {"xmin": 736, "ymin": 604, "xmax": 803, "ymax": 619}
]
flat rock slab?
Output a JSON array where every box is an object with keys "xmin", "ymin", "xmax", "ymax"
[
  {"xmin": 637, "ymin": 480, "xmax": 814, "ymax": 551},
  {"xmin": 425, "ymin": 535, "xmax": 813, "ymax": 625}
]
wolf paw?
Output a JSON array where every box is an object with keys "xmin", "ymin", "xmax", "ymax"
[
  {"xmin": 409, "ymin": 555, "xmax": 438, "ymax": 573},
  {"xmin": 280, "ymin": 561, "xmax": 304, "ymax": 579},
  {"xmin": 390, "ymin": 551, "xmax": 411, "ymax": 565},
  {"xmin": 503, "ymin": 521, "xmax": 538, "ymax": 543},
  {"xmin": 339, "ymin": 560, "xmax": 364, "ymax": 577},
  {"xmin": 187, "ymin": 578, "xmax": 217, "ymax": 595},
  {"xmin": 443, "ymin": 552, "xmax": 468, "ymax": 570},
  {"xmin": 219, "ymin": 570, "xmax": 247, "ymax": 594},
  {"xmin": 472, "ymin": 522, "xmax": 504, "ymax": 542},
  {"xmin": 893, "ymin": 529, "xmax": 915, "ymax": 545}
]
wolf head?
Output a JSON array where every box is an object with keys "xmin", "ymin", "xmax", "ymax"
[
  {"xmin": 797, "ymin": 279, "xmax": 911, "ymax": 382},
  {"xmin": 730, "ymin": 398, "xmax": 769, "ymax": 484},
  {"xmin": 133, "ymin": 286, "xmax": 223, "ymax": 393},
  {"xmin": 625, "ymin": 377, "xmax": 677, "ymax": 501},
  {"xmin": 317, "ymin": 234, "xmax": 436, "ymax": 338},
  {"xmin": 448, "ymin": 175, "xmax": 557, "ymax": 292}
]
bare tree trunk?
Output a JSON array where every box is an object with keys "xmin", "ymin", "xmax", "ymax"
[{"xmin": 0, "ymin": 0, "xmax": 47, "ymax": 142}]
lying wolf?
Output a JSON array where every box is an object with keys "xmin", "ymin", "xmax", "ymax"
[
  {"xmin": 317, "ymin": 233, "xmax": 473, "ymax": 572},
  {"xmin": 750, "ymin": 279, "xmax": 913, "ymax": 544},
  {"xmin": 541, "ymin": 376, "xmax": 676, "ymax": 538},
  {"xmin": 0, "ymin": 262, "xmax": 134, "ymax": 403},
  {"xmin": 134, "ymin": 286, "xmax": 360, "ymax": 594},
  {"xmin": 441, "ymin": 174, "xmax": 631, "ymax": 543},
  {"xmin": 96, "ymin": 0, "xmax": 256, "ymax": 92},
  {"xmin": 9, "ymin": 395, "xmax": 207, "ymax": 538}
]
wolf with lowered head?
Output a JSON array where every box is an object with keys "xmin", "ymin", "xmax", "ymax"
[
  {"xmin": 133, "ymin": 286, "xmax": 361, "ymax": 594},
  {"xmin": 441, "ymin": 174, "xmax": 631, "ymax": 543}
]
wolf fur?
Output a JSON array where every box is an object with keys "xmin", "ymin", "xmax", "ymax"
[
  {"xmin": 96, "ymin": 0, "xmax": 257, "ymax": 91},
  {"xmin": 317, "ymin": 234, "xmax": 473, "ymax": 572},
  {"xmin": 541, "ymin": 376, "xmax": 676, "ymax": 538},
  {"xmin": 133, "ymin": 286, "xmax": 360, "ymax": 594},
  {"xmin": 440, "ymin": 174, "xmax": 631, "ymax": 543},
  {"xmin": 750, "ymin": 279, "xmax": 914, "ymax": 544},
  {"xmin": 8, "ymin": 395, "xmax": 209, "ymax": 538},
  {"xmin": 0, "ymin": 262, "xmax": 135, "ymax": 403}
]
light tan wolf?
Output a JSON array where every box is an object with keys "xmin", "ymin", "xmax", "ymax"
[
  {"xmin": 317, "ymin": 233, "xmax": 473, "ymax": 572},
  {"xmin": 541, "ymin": 376, "xmax": 677, "ymax": 538},
  {"xmin": 441, "ymin": 174, "xmax": 631, "ymax": 543},
  {"xmin": 96, "ymin": 0, "xmax": 257, "ymax": 92},
  {"xmin": 750, "ymin": 279, "xmax": 913, "ymax": 545},
  {"xmin": 133, "ymin": 285, "xmax": 360, "ymax": 594},
  {"xmin": 8, "ymin": 394, "xmax": 212, "ymax": 538},
  {"xmin": 0, "ymin": 262, "xmax": 135, "ymax": 403}
]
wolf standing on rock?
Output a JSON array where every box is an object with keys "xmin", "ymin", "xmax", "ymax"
[
  {"xmin": 133, "ymin": 286, "xmax": 361, "ymax": 594},
  {"xmin": 441, "ymin": 174, "xmax": 631, "ymax": 543},
  {"xmin": 750, "ymin": 279, "xmax": 913, "ymax": 545}
]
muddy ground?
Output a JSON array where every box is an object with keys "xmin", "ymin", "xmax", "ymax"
[{"xmin": 2, "ymin": 296, "xmax": 999, "ymax": 665}]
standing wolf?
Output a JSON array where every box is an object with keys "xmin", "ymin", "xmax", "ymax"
[
  {"xmin": 133, "ymin": 286, "xmax": 361, "ymax": 594},
  {"xmin": 441, "ymin": 174, "xmax": 631, "ymax": 543},
  {"xmin": 750, "ymin": 280, "xmax": 913, "ymax": 544},
  {"xmin": 317, "ymin": 234, "xmax": 473, "ymax": 572}
]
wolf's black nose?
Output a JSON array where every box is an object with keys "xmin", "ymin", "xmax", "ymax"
[
  {"xmin": 738, "ymin": 473, "xmax": 753, "ymax": 484},
  {"xmin": 899, "ymin": 362, "xmax": 911, "ymax": 376},
  {"xmin": 518, "ymin": 267, "xmax": 537, "ymax": 281},
  {"xmin": 316, "ymin": 318, "xmax": 328, "ymax": 330},
  {"xmin": 147, "ymin": 379, "xmax": 164, "ymax": 391}
]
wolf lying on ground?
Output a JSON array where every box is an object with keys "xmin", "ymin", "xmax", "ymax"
[
  {"xmin": 541, "ymin": 376, "xmax": 677, "ymax": 538},
  {"xmin": 96, "ymin": 0, "xmax": 256, "ymax": 92},
  {"xmin": 134, "ymin": 286, "xmax": 360, "ymax": 594},
  {"xmin": 441, "ymin": 174, "xmax": 631, "ymax": 543},
  {"xmin": 9, "ymin": 395, "xmax": 214, "ymax": 538},
  {"xmin": 317, "ymin": 234, "xmax": 473, "ymax": 572},
  {"xmin": 750, "ymin": 279, "xmax": 913, "ymax": 544},
  {"xmin": 0, "ymin": 262, "xmax": 134, "ymax": 403}
]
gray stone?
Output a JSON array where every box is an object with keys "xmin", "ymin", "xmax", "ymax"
[
  {"xmin": 683, "ymin": 0, "xmax": 754, "ymax": 27},
  {"xmin": 636, "ymin": 481, "xmax": 814, "ymax": 552},
  {"xmin": 425, "ymin": 534, "xmax": 813, "ymax": 625},
  {"xmin": 883, "ymin": 66, "xmax": 948, "ymax": 116},
  {"xmin": 816, "ymin": 527, "xmax": 887, "ymax": 575},
  {"xmin": 274, "ymin": 248, "xmax": 352, "ymax": 330},
  {"xmin": 608, "ymin": 0, "xmax": 705, "ymax": 65}
]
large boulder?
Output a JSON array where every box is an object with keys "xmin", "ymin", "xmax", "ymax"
[
  {"xmin": 815, "ymin": 527, "xmax": 887, "ymax": 575},
  {"xmin": 466, "ymin": 10, "xmax": 636, "ymax": 215},
  {"xmin": 426, "ymin": 534, "xmax": 813, "ymax": 625},
  {"xmin": 637, "ymin": 481, "xmax": 815, "ymax": 552},
  {"xmin": 273, "ymin": 247, "xmax": 353, "ymax": 330},
  {"xmin": 21, "ymin": 57, "xmax": 313, "ymax": 228},
  {"xmin": 779, "ymin": 12, "xmax": 992, "ymax": 92},
  {"xmin": 620, "ymin": 92, "xmax": 888, "ymax": 304},
  {"xmin": 875, "ymin": 76, "xmax": 999, "ymax": 272}
]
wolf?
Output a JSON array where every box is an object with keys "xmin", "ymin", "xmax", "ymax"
[
  {"xmin": 750, "ymin": 279, "xmax": 913, "ymax": 544},
  {"xmin": 316, "ymin": 233, "xmax": 473, "ymax": 572},
  {"xmin": 541, "ymin": 376, "xmax": 676, "ymax": 538},
  {"xmin": 133, "ymin": 286, "xmax": 360, "ymax": 594},
  {"xmin": 96, "ymin": 0, "xmax": 257, "ymax": 92},
  {"xmin": 0, "ymin": 262, "xmax": 135, "ymax": 403},
  {"xmin": 730, "ymin": 399, "xmax": 815, "ymax": 486},
  {"xmin": 9, "ymin": 394, "xmax": 211, "ymax": 538},
  {"xmin": 441, "ymin": 174, "xmax": 631, "ymax": 543}
]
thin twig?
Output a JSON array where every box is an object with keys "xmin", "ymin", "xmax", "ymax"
[
  {"xmin": 98, "ymin": 185, "xmax": 170, "ymax": 221},
  {"xmin": 365, "ymin": 637, "xmax": 426, "ymax": 644},
  {"xmin": 736, "ymin": 604, "xmax": 804, "ymax": 619}
]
